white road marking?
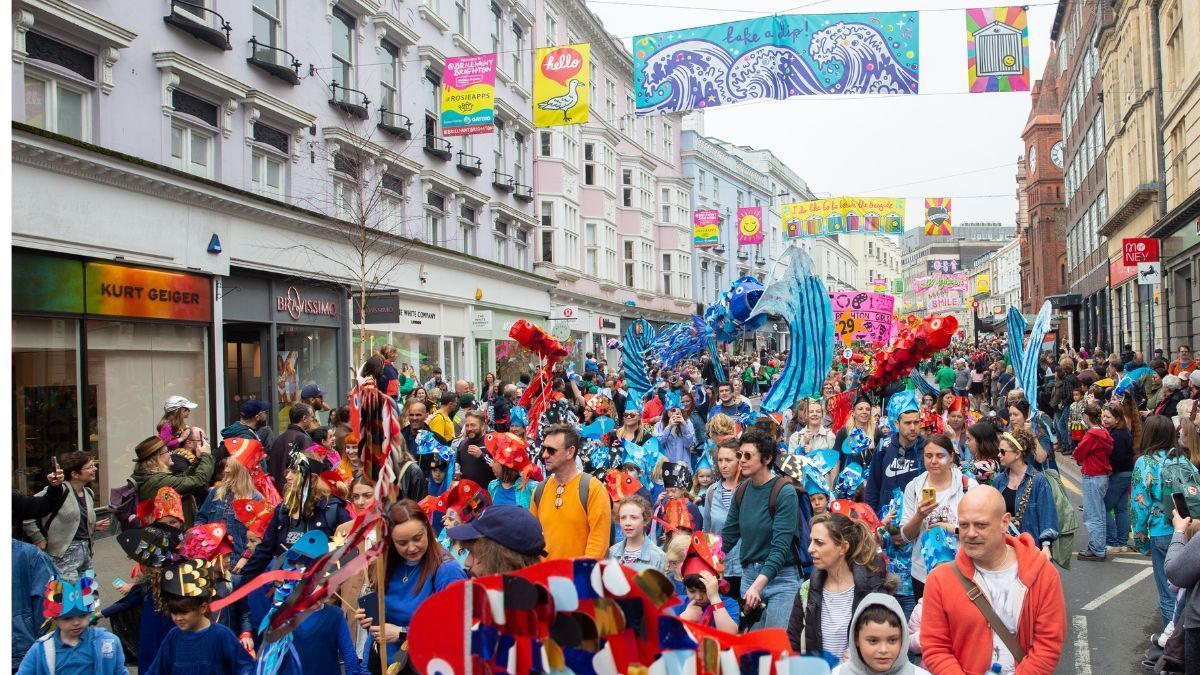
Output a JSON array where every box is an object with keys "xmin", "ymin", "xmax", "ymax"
[
  {"xmin": 1072, "ymin": 615, "xmax": 1092, "ymax": 675},
  {"xmin": 1113, "ymin": 556, "xmax": 1152, "ymax": 566},
  {"xmin": 1081, "ymin": 567, "xmax": 1154, "ymax": 611}
]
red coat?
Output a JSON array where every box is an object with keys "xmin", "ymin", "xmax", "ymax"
[
  {"xmin": 921, "ymin": 533, "xmax": 1066, "ymax": 674},
  {"xmin": 1072, "ymin": 426, "xmax": 1113, "ymax": 477}
]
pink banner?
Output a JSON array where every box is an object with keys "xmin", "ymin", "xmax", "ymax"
[
  {"xmin": 914, "ymin": 273, "xmax": 968, "ymax": 293},
  {"xmin": 828, "ymin": 291, "xmax": 896, "ymax": 345},
  {"xmin": 736, "ymin": 206, "xmax": 764, "ymax": 246}
]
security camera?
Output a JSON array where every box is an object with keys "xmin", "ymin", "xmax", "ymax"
[{"xmin": 419, "ymin": 270, "xmax": 429, "ymax": 283}]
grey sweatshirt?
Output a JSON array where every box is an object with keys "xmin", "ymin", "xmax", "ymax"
[
  {"xmin": 1165, "ymin": 530, "xmax": 1200, "ymax": 629},
  {"xmin": 831, "ymin": 593, "xmax": 930, "ymax": 675}
]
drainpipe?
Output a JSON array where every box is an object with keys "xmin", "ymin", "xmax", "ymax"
[{"xmin": 1150, "ymin": 0, "xmax": 1169, "ymax": 352}]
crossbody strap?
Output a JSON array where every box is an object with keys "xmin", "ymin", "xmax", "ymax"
[
  {"xmin": 1011, "ymin": 475, "xmax": 1036, "ymax": 527},
  {"xmin": 953, "ymin": 565, "xmax": 1026, "ymax": 663}
]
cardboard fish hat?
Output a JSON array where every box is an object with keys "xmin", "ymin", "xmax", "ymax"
[
  {"xmin": 160, "ymin": 558, "xmax": 218, "ymax": 599},
  {"xmin": 43, "ymin": 572, "xmax": 98, "ymax": 619},
  {"xmin": 661, "ymin": 461, "xmax": 692, "ymax": 490},
  {"xmin": 182, "ymin": 522, "xmax": 234, "ymax": 560},
  {"xmin": 681, "ymin": 531, "xmax": 725, "ymax": 579},
  {"xmin": 136, "ymin": 486, "xmax": 185, "ymax": 525},
  {"xmin": 232, "ymin": 498, "xmax": 274, "ymax": 539},
  {"xmin": 605, "ymin": 469, "xmax": 643, "ymax": 502},
  {"xmin": 118, "ymin": 523, "xmax": 184, "ymax": 568}
]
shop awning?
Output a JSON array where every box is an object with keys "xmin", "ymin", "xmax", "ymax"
[{"xmin": 1047, "ymin": 293, "xmax": 1082, "ymax": 309}]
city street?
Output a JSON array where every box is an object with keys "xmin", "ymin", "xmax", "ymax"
[{"xmin": 1053, "ymin": 456, "xmax": 1160, "ymax": 674}]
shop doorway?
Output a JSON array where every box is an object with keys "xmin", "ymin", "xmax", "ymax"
[{"xmin": 224, "ymin": 323, "xmax": 269, "ymax": 423}]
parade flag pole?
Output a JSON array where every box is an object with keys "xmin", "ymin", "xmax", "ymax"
[{"xmin": 377, "ymin": 527, "xmax": 388, "ymax": 675}]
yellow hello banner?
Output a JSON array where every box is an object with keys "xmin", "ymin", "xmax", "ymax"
[{"xmin": 534, "ymin": 44, "xmax": 590, "ymax": 127}]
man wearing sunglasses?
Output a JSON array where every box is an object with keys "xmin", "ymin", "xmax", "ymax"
[{"xmin": 529, "ymin": 424, "xmax": 612, "ymax": 561}]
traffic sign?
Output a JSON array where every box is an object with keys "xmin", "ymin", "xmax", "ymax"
[{"xmin": 1122, "ymin": 238, "xmax": 1159, "ymax": 265}]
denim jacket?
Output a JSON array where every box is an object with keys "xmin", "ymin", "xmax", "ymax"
[
  {"xmin": 195, "ymin": 488, "xmax": 263, "ymax": 559},
  {"xmin": 1132, "ymin": 450, "xmax": 1199, "ymax": 552},
  {"xmin": 12, "ymin": 541, "xmax": 56, "ymax": 669},
  {"xmin": 608, "ymin": 539, "xmax": 668, "ymax": 573},
  {"xmin": 992, "ymin": 469, "xmax": 1060, "ymax": 545}
]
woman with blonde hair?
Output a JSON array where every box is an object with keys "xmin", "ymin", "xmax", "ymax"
[
  {"xmin": 788, "ymin": 512, "xmax": 895, "ymax": 665},
  {"xmin": 195, "ymin": 457, "xmax": 262, "ymax": 567},
  {"xmin": 239, "ymin": 451, "xmax": 351, "ymax": 578},
  {"xmin": 1176, "ymin": 399, "xmax": 1200, "ymax": 466}
]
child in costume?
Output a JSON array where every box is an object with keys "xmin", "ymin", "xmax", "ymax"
[
  {"xmin": 675, "ymin": 532, "xmax": 739, "ymax": 632},
  {"xmin": 18, "ymin": 572, "xmax": 127, "ymax": 675},
  {"xmin": 145, "ymin": 558, "xmax": 254, "ymax": 675},
  {"xmin": 651, "ymin": 462, "xmax": 703, "ymax": 546},
  {"xmin": 485, "ymin": 432, "xmax": 539, "ymax": 507}
]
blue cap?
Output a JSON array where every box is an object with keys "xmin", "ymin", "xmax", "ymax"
[
  {"xmin": 445, "ymin": 505, "xmax": 546, "ymax": 557},
  {"xmin": 239, "ymin": 399, "xmax": 270, "ymax": 418},
  {"xmin": 301, "ymin": 384, "xmax": 326, "ymax": 399}
]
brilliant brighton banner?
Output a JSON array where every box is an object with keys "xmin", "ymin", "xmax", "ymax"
[
  {"xmin": 829, "ymin": 291, "xmax": 896, "ymax": 345},
  {"xmin": 693, "ymin": 209, "xmax": 720, "ymax": 247},
  {"xmin": 441, "ymin": 54, "xmax": 496, "ymax": 136},
  {"xmin": 782, "ymin": 197, "xmax": 906, "ymax": 239},
  {"xmin": 632, "ymin": 12, "xmax": 920, "ymax": 116}
]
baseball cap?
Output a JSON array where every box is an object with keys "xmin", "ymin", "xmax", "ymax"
[
  {"xmin": 239, "ymin": 399, "xmax": 270, "ymax": 418},
  {"xmin": 164, "ymin": 395, "xmax": 198, "ymax": 412},
  {"xmin": 445, "ymin": 504, "xmax": 546, "ymax": 557},
  {"xmin": 301, "ymin": 384, "xmax": 326, "ymax": 399}
]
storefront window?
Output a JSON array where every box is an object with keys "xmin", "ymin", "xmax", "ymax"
[
  {"xmin": 86, "ymin": 320, "xmax": 209, "ymax": 500},
  {"xmin": 395, "ymin": 335, "xmax": 442, "ymax": 391},
  {"xmin": 13, "ymin": 317, "xmax": 81, "ymax": 496},
  {"xmin": 494, "ymin": 339, "xmax": 539, "ymax": 385},
  {"xmin": 276, "ymin": 325, "xmax": 338, "ymax": 431}
]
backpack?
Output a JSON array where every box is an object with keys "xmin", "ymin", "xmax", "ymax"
[
  {"xmin": 1039, "ymin": 469, "xmax": 1078, "ymax": 570},
  {"xmin": 734, "ymin": 477, "xmax": 813, "ymax": 576},
  {"xmin": 533, "ymin": 473, "xmax": 594, "ymax": 517},
  {"xmin": 1159, "ymin": 452, "xmax": 1200, "ymax": 517},
  {"xmin": 109, "ymin": 478, "xmax": 141, "ymax": 532}
]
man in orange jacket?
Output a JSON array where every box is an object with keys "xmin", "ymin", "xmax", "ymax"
[{"xmin": 921, "ymin": 486, "xmax": 1065, "ymax": 674}]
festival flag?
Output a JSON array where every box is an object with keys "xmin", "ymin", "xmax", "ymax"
[
  {"xmin": 533, "ymin": 44, "xmax": 589, "ymax": 127},
  {"xmin": 782, "ymin": 197, "xmax": 905, "ymax": 240},
  {"xmin": 441, "ymin": 54, "xmax": 496, "ymax": 136},
  {"xmin": 892, "ymin": 278, "xmax": 905, "ymax": 295},
  {"xmin": 924, "ymin": 198, "xmax": 952, "ymax": 236},
  {"xmin": 693, "ymin": 210, "xmax": 719, "ymax": 248},
  {"xmin": 976, "ymin": 274, "xmax": 991, "ymax": 294},
  {"xmin": 632, "ymin": 13, "xmax": 919, "ymax": 116},
  {"xmin": 736, "ymin": 207, "xmax": 764, "ymax": 246},
  {"xmin": 871, "ymin": 278, "xmax": 888, "ymax": 293},
  {"xmin": 966, "ymin": 7, "xmax": 1030, "ymax": 93}
]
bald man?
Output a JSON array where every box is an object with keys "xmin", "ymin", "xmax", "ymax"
[{"xmin": 920, "ymin": 486, "xmax": 1065, "ymax": 674}]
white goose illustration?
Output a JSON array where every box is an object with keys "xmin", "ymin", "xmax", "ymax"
[{"xmin": 537, "ymin": 79, "xmax": 585, "ymax": 121}]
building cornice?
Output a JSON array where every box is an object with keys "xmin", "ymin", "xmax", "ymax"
[
  {"xmin": 11, "ymin": 123, "xmax": 554, "ymax": 289},
  {"xmin": 15, "ymin": 0, "xmax": 137, "ymax": 48},
  {"xmin": 1097, "ymin": 183, "xmax": 1160, "ymax": 237}
]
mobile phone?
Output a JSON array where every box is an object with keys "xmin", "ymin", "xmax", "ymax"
[
  {"xmin": 922, "ymin": 487, "xmax": 937, "ymax": 503},
  {"xmin": 1172, "ymin": 492, "xmax": 1191, "ymax": 519},
  {"xmin": 357, "ymin": 592, "xmax": 380, "ymax": 625},
  {"xmin": 112, "ymin": 578, "xmax": 126, "ymax": 589}
]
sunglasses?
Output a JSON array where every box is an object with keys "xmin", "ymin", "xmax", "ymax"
[
  {"xmin": 542, "ymin": 444, "xmax": 562, "ymax": 457},
  {"xmin": 623, "ymin": 412, "xmax": 640, "ymax": 418},
  {"xmin": 736, "ymin": 451, "xmax": 758, "ymax": 460}
]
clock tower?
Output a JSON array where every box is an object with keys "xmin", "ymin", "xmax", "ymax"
[{"xmin": 1018, "ymin": 49, "xmax": 1067, "ymax": 314}]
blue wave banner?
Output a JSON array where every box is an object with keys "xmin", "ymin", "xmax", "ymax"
[{"xmin": 633, "ymin": 12, "xmax": 919, "ymax": 115}]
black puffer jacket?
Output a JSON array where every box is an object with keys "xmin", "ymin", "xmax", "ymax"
[{"xmin": 787, "ymin": 554, "xmax": 897, "ymax": 654}]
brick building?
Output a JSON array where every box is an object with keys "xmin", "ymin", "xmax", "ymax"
[{"xmin": 1019, "ymin": 50, "xmax": 1068, "ymax": 314}]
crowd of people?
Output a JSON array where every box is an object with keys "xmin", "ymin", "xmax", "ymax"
[{"xmin": 11, "ymin": 333, "xmax": 1200, "ymax": 675}]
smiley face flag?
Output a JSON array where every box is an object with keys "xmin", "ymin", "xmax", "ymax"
[{"xmin": 737, "ymin": 206, "xmax": 764, "ymax": 246}]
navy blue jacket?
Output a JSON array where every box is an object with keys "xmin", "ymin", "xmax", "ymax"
[
  {"xmin": 865, "ymin": 432, "xmax": 926, "ymax": 514},
  {"xmin": 240, "ymin": 496, "xmax": 351, "ymax": 578}
]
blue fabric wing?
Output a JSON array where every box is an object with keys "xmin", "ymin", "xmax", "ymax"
[
  {"xmin": 1018, "ymin": 301, "xmax": 1053, "ymax": 404},
  {"xmin": 621, "ymin": 319, "xmax": 655, "ymax": 402},
  {"xmin": 748, "ymin": 247, "xmax": 833, "ymax": 413},
  {"xmin": 910, "ymin": 369, "xmax": 939, "ymax": 397},
  {"xmin": 581, "ymin": 417, "xmax": 617, "ymax": 440}
]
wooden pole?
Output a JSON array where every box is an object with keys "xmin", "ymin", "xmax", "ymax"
[{"xmin": 376, "ymin": 523, "xmax": 388, "ymax": 675}]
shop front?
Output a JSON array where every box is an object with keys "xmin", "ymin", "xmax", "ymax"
[
  {"xmin": 353, "ymin": 296, "xmax": 468, "ymax": 390},
  {"xmin": 1160, "ymin": 200, "xmax": 1200, "ymax": 352},
  {"xmin": 12, "ymin": 250, "xmax": 213, "ymax": 503},
  {"xmin": 474, "ymin": 308, "xmax": 553, "ymax": 387},
  {"xmin": 550, "ymin": 304, "xmax": 590, "ymax": 373},
  {"xmin": 221, "ymin": 271, "xmax": 348, "ymax": 433},
  {"xmin": 593, "ymin": 312, "xmax": 622, "ymax": 369}
]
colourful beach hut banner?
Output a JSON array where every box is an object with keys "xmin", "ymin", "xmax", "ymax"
[
  {"xmin": 441, "ymin": 54, "xmax": 497, "ymax": 136},
  {"xmin": 782, "ymin": 197, "xmax": 906, "ymax": 239},
  {"xmin": 693, "ymin": 209, "xmax": 720, "ymax": 248},
  {"xmin": 631, "ymin": 12, "xmax": 919, "ymax": 116},
  {"xmin": 966, "ymin": 7, "xmax": 1030, "ymax": 93},
  {"xmin": 737, "ymin": 206, "xmax": 764, "ymax": 246}
]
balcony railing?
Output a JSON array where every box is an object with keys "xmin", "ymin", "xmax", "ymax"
[
  {"xmin": 513, "ymin": 183, "xmax": 534, "ymax": 202},
  {"xmin": 163, "ymin": 0, "xmax": 231, "ymax": 50},
  {"xmin": 423, "ymin": 133, "xmax": 452, "ymax": 161},
  {"xmin": 376, "ymin": 108, "xmax": 412, "ymax": 139},
  {"xmin": 328, "ymin": 81, "xmax": 369, "ymax": 120},
  {"xmin": 456, "ymin": 151, "xmax": 483, "ymax": 176},
  {"xmin": 492, "ymin": 170, "xmax": 515, "ymax": 193},
  {"xmin": 247, "ymin": 37, "xmax": 301, "ymax": 85}
]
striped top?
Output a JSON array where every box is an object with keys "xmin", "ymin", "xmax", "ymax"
[{"xmin": 820, "ymin": 586, "xmax": 856, "ymax": 665}]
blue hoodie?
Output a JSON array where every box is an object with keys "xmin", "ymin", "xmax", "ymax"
[
  {"xmin": 17, "ymin": 627, "xmax": 127, "ymax": 675},
  {"xmin": 865, "ymin": 432, "xmax": 926, "ymax": 515}
]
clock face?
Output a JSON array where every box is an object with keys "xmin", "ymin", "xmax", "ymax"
[
  {"xmin": 1051, "ymin": 141, "xmax": 1064, "ymax": 169},
  {"xmin": 1029, "ymin": 146, "xmax": 1037, "ymax": 173}
]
